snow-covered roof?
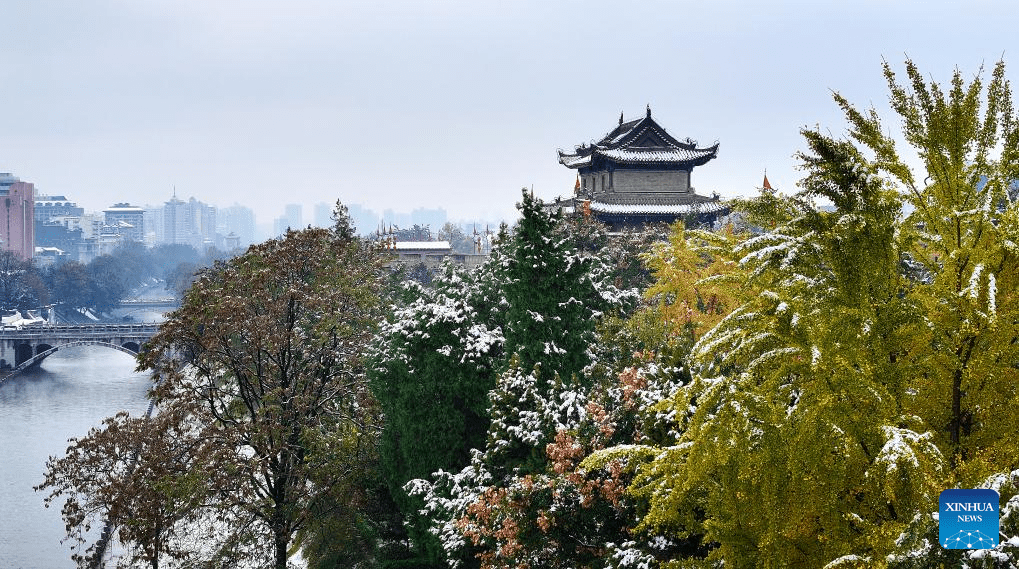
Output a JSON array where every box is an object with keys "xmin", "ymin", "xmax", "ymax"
[
  {"xmin": 559, "ymin": 153, "xmax": 592, "ymax": 168},
  {"xmin": 589, "ymin": 200, "xmax": 729, "ymax": 215},
  {"xmin": 558, "ymin": 108, "xmax": 718, "ymax": 170},
  {"xmin": 598, "ymin": 147, "xmax": 716, "ymax": 164},
  {"xmin": 1, "ymin": 310, "xmax": 46, "ymax": 328},
  {"xmin": 393, "ymin": 241, "xmax": 451, "ymax": 251}
]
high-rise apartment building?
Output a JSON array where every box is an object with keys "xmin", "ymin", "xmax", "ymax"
[
  {"xmin": 218, "ymin": 204, "xmax": 256, "ymax": 247},
  {"xmin": 0, "ymin": 173, "xmax": 35, "ymax": 260},
  {"xmin": 104, "ymin": 203, "xmax": 146, "ymax": 244},
  {"xmin": 284, "ymin": 203, "xmax": 302, "ymax": 229},
  {"xmin": 274, "ymin": 203, "xmax": 304, "ymax": 237},
  {"xmin": 346, "ymin": 203, "xmax": 380, "ymax": 235},
  {"xmin": 160, "ymin": 194, "xmax": 217, "ymax": 249},
  {"xmin": 314, "ymin": 202, "xmax": 331, "ymax": 228},
  {"xmin": 35, "ymin": 195, "xmax": 84, "ymax": 222},
  {"xmin": 163, "ymin": 195, "xmax": 189, "ymax": 245},
  {"xmin": 189, "ymin": 198, "xmax": 216, "ymax": 247},
  {"xmin": 144, "ymin": 207, "xmax": 163, "ymax": 245},
  {"xmin": 410, "ymin": 207, "xmax": 447, "ymax": 230}
]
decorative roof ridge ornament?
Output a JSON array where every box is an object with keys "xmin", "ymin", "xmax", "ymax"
[
  {"xmin": 646, "ymin": 104, "xmax": 651, "ymax": 118},
  {"xmin": 619, "ymin": 111, "xmax": 624, "ymax": 126}
]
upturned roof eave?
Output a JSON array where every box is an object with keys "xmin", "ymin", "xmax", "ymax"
[
  {"xmin": 557, "ymin": 151, "xmax": 592, "ymax": 168},
  {"xmin": 559, "ymin": 110, "xmax": 719, "ymax": 169},
  {"xmin": 589, "ymin": 199, "xmax": 730, "ymax": 215},
  {"xmin": 559, "ymin": 145, "xmax": 719, "ymax": 169}
]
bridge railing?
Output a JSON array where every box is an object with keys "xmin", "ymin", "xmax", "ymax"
[
  {"xmin": 0, "ymin": 323, "xmax": 162, "ymax": 339},
  {"xmin": 0, "ymin": 323, "xmax": 160, "ymax": 331}
]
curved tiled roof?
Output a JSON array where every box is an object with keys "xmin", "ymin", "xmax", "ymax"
[
  {"xmin": 559, "ymin": 153, "xmax": 592, "ymax": 168},
  {"xmin": 602, "ymin": 118, "xmax": 644, "ymax": 145},
  {"xmin": 558, "ymin": 111, "xmax": 718, "ymax": 169},
  {"xmin": 598, "ymin": 146, "xmax": 717, "ymax": 165},
  {"xmin": 588, "ymin": 200, "xmax": 729, "ymax": 215}
]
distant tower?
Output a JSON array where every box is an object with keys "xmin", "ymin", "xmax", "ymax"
[
  {"xmin": 313, "ymin": 202, "xmax": 331, "ymax": 228},
  {"xmin": 163, "ymin": 194, "xmax": 189, "ymax": 245},
  {"xmin": 284, "ymin": 204, "xmax": 302, "ymax": 229},
  {"xmin": 557, "ymin": 108, "xmax": 726, "ymax": 229}
]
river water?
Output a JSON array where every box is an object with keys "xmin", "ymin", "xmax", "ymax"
[{"xmin": 0, "ymin": 346, "xmax": 151, "ymax": 568}]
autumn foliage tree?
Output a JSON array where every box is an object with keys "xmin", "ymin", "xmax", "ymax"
[
  {"xmin": 37, "ymin": 401, "xmax": 220, "ymax": 569},
  {"xmin": 40, "ymin": 227, "xmax": 386, "ymax": 569},
  {"xmin": 140, "ymin": 227, "xmax": 386, "ymax": 569}
]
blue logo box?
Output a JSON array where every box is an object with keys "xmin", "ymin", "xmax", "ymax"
[{"xmin": 939, "ymin": 488, "xmax": 999, "ymax": 549}]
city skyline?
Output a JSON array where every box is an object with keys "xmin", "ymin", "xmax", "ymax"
[
  {"xmin": 17, "ymin": 170, "xmax": 503, "ymax": 263},
  {"xmin": 2, "ymin": 1, "xmax": 1016, "ymax": 224}
]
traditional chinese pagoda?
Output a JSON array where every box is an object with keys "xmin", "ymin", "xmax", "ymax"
[{"xmin": 555, "ymin": 106, "xmax": 727, "ymax": 229}]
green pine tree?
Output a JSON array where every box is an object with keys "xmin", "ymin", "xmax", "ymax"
[
  {"xmin": 500, "ymin": 189, "xmax": 604, "ymax": 383},
  {"xmin": 371, "ymin": 262, "xmax": 505, "ymax": 566}
]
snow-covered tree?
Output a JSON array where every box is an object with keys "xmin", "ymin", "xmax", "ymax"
[
  {"xmin": 499, "ymin": 189, "xmax": 605, "ymax": 382},
  {"xmin": 371, "ymin": 262, "xmax": 506, "ymax": 565},
  {"xmin": 330, "ymin": 199, "xmax": 356, "ymax": 241},
  {"xmin": 37, "ymin": 401, "xmax": 222, "ymax": 569},
  {"xmin": 888, "ymin": 468, "xmax": 1019, "ymax": 568},
  {"xmin": 877, "ymin": 60, "xmax": 1019, "ymax": 470},
  {"xmin": 624, "ymin": 59, "xmax": 1019, "ymax": 568},
  {"xmin": 407, "ymin": 190, "xmax": 639, "ymax": 567}
]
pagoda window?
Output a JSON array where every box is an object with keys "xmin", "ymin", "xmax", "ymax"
[
  {"xmin": 609, "ymin": 171, "xmax": 613, "ymax": 188},
  {"xmin": 601, "ymin": 174, "xmax": 606, "ymax": 191}
]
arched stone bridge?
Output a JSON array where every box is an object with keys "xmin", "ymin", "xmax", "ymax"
[{"xmin": 0, "ymin": 323, "xmax": 160, "ymax": 376}]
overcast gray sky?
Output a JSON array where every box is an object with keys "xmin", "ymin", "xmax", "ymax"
[{"xmin": 1, "ymin": 0, "xmax": 1014, "ymax": 226}]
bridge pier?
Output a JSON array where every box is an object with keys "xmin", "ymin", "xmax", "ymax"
[{"xmin": 0, "ymin": 342, "xmax": 35, "ymax": 369}]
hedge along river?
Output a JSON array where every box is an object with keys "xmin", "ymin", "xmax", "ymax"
[{"xmin": 0, "ymin": 345, "xmax": 151, "ymax": 569}]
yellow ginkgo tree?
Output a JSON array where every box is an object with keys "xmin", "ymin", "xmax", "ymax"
[{"xmin": 623, "ymin": 59, "xmax": 1019, "ymax": 568}]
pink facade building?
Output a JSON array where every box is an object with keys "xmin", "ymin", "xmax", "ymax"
[{"xmin": 0, "ymin": 174, "xmax": 34, "ymax": 260}]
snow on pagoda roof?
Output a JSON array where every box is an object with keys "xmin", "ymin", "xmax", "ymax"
[
  {"xmin": 588, "ymin": 200, "xmax": 729, "ymax": 215},
  {"xmin": 598, "ymin": 147, "xmax": 716, "ymax": 164},
  {"xmin": 559, "ymin": 153, "xmax": 593, "ymax": 168},
  {"xmin": 545, "ymin": 195, "xmax": 728, "ymax": 216},
  {"xmin": 558, "ymin": 107, "xmax": 718, "ymax": 170}
]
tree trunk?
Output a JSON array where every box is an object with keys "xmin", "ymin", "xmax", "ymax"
[
  {"xmin": 275, "ymin": 529, "xmax": 289, "ymax": 569},
  {"xmin": 950, "ymin": 335, "xmax": 976, "ymax": 464},
  {"xmin": 951, "ymin": 366, "xmax": 962, "ymax": 451}
]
